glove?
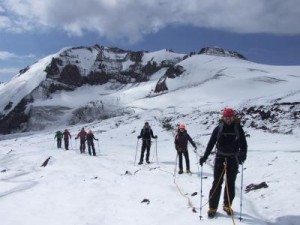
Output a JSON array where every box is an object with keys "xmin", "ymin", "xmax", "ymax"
[
  {"xmin": 193, "ymin": 146, "xmax": 197, "ymax": 152},
  {"xmin": 137, "ymin": 136, "xmax": 141, "ymax": 139},
  {"xmin": 96, "ymin": 139, "xmax": 99, "ymax": 141},
  {"xmin": 199, "ymin": 157, "xmax": 207, "ymax": 166},
  {"xmin": 154, "ymin": 135, "xmax": 158, "ymax": 139},
  {"xmin": 75, "ymin": 137, "xmax": 78, "ymax": 140},
  {"xmin": 238, "ymin": 151, "xmax": 246, "ymax": 165}
]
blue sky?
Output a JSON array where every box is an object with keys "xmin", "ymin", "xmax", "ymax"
[{"xmin": 1, "ymin": 0, "xmax": 300, "ymax": 82}]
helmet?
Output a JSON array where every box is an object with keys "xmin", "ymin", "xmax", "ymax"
[
  {"xmin": 179, "ymin": 123, "xmax": 186, "ymax": 129},
  {"xmin": 222, "ymin": 108, "xmax": 235, "ymax": 117}
]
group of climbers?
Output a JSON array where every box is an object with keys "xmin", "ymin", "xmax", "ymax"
[
  {"xmin": 54, "ymin": 128, "xmax": 98, "ymax": 156},
  {"xmin": 54, "ymin": 129, "xmax": 71, "ymax": 150},
  {"xmin": 54, "ymin": 107, "xmax": 248, "ymax": 218},
  {"xmin": 136, "ymin": 107, "xmax": 248, "ymax": 218}
]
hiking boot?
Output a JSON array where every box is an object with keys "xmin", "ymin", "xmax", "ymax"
[
  {"xmin": 207, "ymin": 208, "xmax": 217, "ymax": 218},
  {"xmin": 223, "ymin": 205, "xmax": 233, "ymax": 216},
  {"xmin": 138, "ymin": 161, "xmax": 143, "ymax": 165},
  {"xmin": 178, "ymin": 170, "xmax": 183, "ymax": 174}
]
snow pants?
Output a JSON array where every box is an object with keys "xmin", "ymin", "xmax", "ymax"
[
  {"xmin": 139, "ymin": 140, "xmax": 151, "ymax": 162},
  {"xmin": 64, "ymin": 138, "xmax": 69, "ymax": 150},
  {"xmin": 87, "ymin": 141, "xmax": 96, "ymax": 156},
  {"xmin": 57, "ymin": 138, "xmax": 62, "ymax": 148},
  {"xmin": 178, "ymin": 149, "xmax": 190, "ymax": 171},
  {"xmin": 79, "ymin": 139, "xmax": 86, "ymax": 153},
  {"xmin": 209, "ymin": 155, "xmax": 239, "ymax": 209}
]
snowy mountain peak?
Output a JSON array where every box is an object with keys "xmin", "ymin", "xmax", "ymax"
[
  {"xmin": 199, "ymin": 47, "xmax": 247, "ymax": 60},
  {"xmin": 0, "ymin": 44, "xmax": 299, "ymax": 137}
]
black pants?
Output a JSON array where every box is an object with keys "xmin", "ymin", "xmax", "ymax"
[
  {"xmin": 209, "ymin": 156, "xmax": 238, "ymax": 209},
  {"xmin": 57, "ymin": 138, "xmax": 62, "ymax": 148},
  {"xmin": 79, "ymin": 140, "xmax": 86, "ymax": 153},
  {"xmin": 87, "ymin": 141, "xmax": 96, "ymax": 156},
  {"xmin": 139, "ymin": 140, "xmax": 151, "ymax": 162},
  {"xmin": 178, "ymin": 149, "xmax": 190, "ymax": 171},
  {"xmin": 64, "ymin": 138, "xmax": 69, "ymax": 150}
]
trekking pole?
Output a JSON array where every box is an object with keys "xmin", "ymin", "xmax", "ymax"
[
  {"xmin": 70, "ymin": 139, "xmax": 73, "ymax": 150},
  {"xmin": 173, "ymin": 153, "xmax": 179, "ymax": 178},
  {"xmin": 155, "ymin": 139, "xmax": 159, "ymax": 164},
  {"xmin": 199, "ymin": 165, "xmax": 203, "ymax": 220},
  {"xmin": 239, "ymin": 163, "xmax": 244, "ymax": 221},
  {"xmin": 194, "ymin": 148, "xmax": 200, "ymax": 176},
  {"xmin": 134, "ymin": 139, "xmax": 139, "ymax": 165},
  {"xmin": 97, "ymin": 140, "xmax": 100, "ymax": 154}
]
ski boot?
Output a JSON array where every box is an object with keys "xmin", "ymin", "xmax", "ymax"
[
  {"xmin": 207, "ymin": 208, "xmax": 217, "ymax": 218},
  {"xmin": 223, "ymin": 205, "xmax": 233, "ymax": 216}
]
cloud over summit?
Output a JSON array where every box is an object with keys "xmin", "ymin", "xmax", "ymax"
[{"xmin": 1, "ymin": 0, "xmax": 300, "ymax": 42}]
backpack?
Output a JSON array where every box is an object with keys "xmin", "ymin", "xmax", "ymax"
[{"xmin": 216, "ymin": 119, "xmax": 240, "ymax": 150}]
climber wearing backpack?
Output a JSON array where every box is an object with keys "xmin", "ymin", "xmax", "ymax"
[
  {"xmin": 137, "ymin": 122, "xmax": 157, "ymax": 164},
  {"xmin": 199, "ymin": 108, "xmax": 248, "ymax": 218},
  {"xmin": 174, "ymin": 123, "xmax": 197, "ymax": 174},
  {"xmin": 86, "ymin": 130, "xmax": 98, "ymax": 156},
  {"xmin": 75, "ymin": 128, "xmax": 87, "ymax": 154},
  {"xmin": 63, "ymin": 129, "xmax": 71, "ymax": 150},
  {"xmin": 54, "ymin": 131, "xmax": 63, "ymax": 148}
]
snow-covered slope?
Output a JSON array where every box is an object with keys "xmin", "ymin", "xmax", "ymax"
[{"xmin": 0, "ymin": 106, "xmax": 299, "ymax": 225}]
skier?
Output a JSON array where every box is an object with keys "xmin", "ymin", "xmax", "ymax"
[
  {"xmin": 199, "ymin": 108, "xmax": 248, "ymax": 218},
  {"xmin": 174, "ymin": 123, "xmax": 197, "ymax": 174},
  {"xmin": 137, "ymin": 122, "xmax": 157, "ymax": 164},
  {"xmin": 63, "ymin": 129, "xmax": 72, "ymax": 150},
  {"xmin": 86, "ymin": 130, "xmax": 98, "ymax": 156},
  {"xmin": 54, "ymin": 130, "xmax": 63, "ymax": 148},
  {"xmin": 75, "ymin": 128, "xmax": 87, "ymax": 154}
]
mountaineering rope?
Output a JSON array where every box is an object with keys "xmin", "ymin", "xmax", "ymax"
[
  {"xmin": 224, "ymin": 161, "xmax": 236, "ymax": 225},
  {"xmin": 172, "ymin": 153, "xmax": 196, "ymax": 211},
  {"xmin": 200, "ymin": 165, "xmax": 226, "ymax": 209}
]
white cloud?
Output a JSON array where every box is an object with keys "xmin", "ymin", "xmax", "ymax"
[
  {"xmin": 0, "ymin": 51, "xmax": 15, "ymax": 60},
  {"xmin": 0, "ymin": 67, "xmax": 19, "ymax": 74},
  {"xmin": 1, "ymin": 0, "xmax": 300, "ymax": 42},
  {"xmin": 0, "ymin": 50, "xmax": 35, "ymax": 60}
]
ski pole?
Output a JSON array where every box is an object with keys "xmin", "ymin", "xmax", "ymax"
[
  {"xmin": 239, "ymin": 163, "xmax": 244, "ymax": 221},
  {"xmin": 134, "ymin": 139, "xmax": 139, "ymax": 165},
  {"xmin": 199, "ymin": 165, "xmax": 203, "ymax": 220}
]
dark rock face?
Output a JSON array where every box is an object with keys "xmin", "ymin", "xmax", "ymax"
[
  {"xmin": 59, "ymin": 64, "xmax": 83, "ymax": 86},
  {"xmin": 45, "ymin": 58, "xmax": 63, "ymax": 77},
  {"xmin": 154, "ymin": 65, "xmax": 185, "ymax": 93},
  {"xmin": 0, "ymin": 98, "xmax": 32, "ymax": 134},
  {"xmin": 199, "ymin": 47, "xmax": 247, "ymax": 60},
  {"xmin": 241, "ymin": 103, "xmax": 300, "ymax": 134},
  {"xmin": 87, "ymin": 71, "xmax": 110, "ymax": 85}
]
